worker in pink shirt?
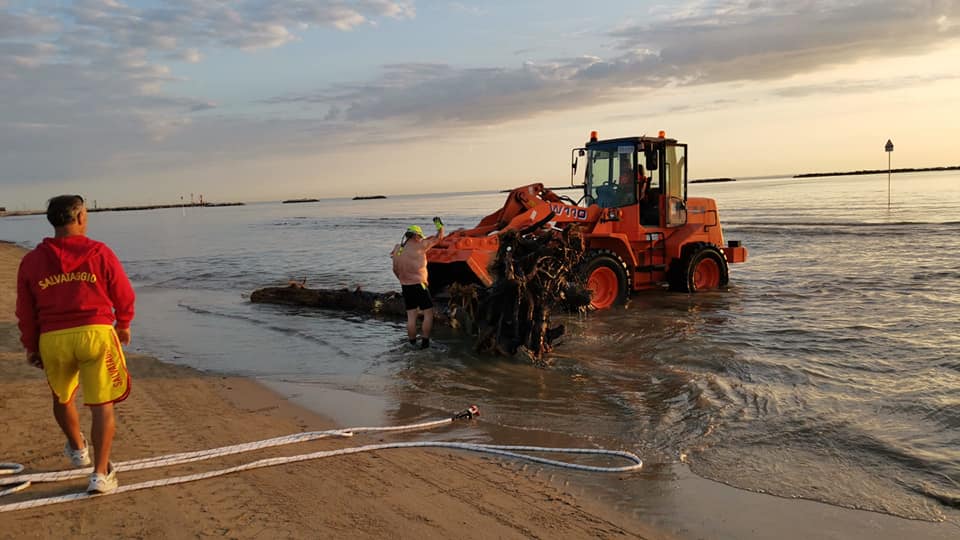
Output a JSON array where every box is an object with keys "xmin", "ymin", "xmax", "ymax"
[
  {"xmin": 16, "ymin": 194, "xmax": 135, "ymax": 494},
  {"xmin": 390, "ymin": 217, "xmax": 444, "ymax": 349}
]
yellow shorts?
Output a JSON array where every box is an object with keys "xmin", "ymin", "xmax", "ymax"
[{"xmin": 39, "ymin": 325, "xmax": 131, "ymax": 406}]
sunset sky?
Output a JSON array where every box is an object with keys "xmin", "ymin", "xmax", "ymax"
[{"xmin": 2, "ymin": 0, "xmax": 959, "ymax": 208}]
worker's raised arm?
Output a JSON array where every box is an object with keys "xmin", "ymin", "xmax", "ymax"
[{"xmin": 424, "ymin": 217, "xmax": 445, "ymax": 248}]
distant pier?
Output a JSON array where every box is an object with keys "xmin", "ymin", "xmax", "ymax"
[
  {"xmin": 795, "ymin": 165, "xmax": 960, "ymax": 178},
  {"xmin": 88, "ymin": 202, "xmax": 244, "ymax": 213},
  {"xmin": 1, "ymin": 201, "xmax": 244, "ymax": 217},
  {"xmin": 690, "ymin": 178, "xmax": 736, "ymax": 184}
]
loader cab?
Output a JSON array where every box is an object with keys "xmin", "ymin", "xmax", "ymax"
[{"xmin": 582, "ymin": 134, "xmax": 688, "ymax": 228}]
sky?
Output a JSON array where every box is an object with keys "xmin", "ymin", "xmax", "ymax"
[{"xmin": 2, "ymin": 0, "xmax": 959, "ymax": 209}]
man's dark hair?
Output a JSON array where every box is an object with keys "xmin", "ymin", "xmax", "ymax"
[{"xmin": 46, "ymin": 195, "xmax": 85, "ymax": 227}]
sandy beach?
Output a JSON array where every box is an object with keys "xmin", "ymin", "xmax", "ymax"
[{"xmin": 0, "ymin": 241, "xmax": 655, "ymax": 538}]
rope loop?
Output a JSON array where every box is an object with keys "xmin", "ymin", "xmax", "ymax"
[
  {"xmin": 0, "ymin": 463, "xmax": 24, "ymax": 476},
  {"xmin": 0, "ymin": 481, "xmax": 31, "ymax": 497}
]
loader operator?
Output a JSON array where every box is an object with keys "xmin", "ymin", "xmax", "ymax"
[
  {"xmin": 390, "ymin": 218, "xmax": 445, "ymax": 349},
  {"xmin": 615, "ymin": 161, "xmax": 641, "ymax": 207}
]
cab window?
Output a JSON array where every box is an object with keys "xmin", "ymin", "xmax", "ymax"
[{"xmin": 587, "ymin": 145, "xmax": 637, "ymax": 208}]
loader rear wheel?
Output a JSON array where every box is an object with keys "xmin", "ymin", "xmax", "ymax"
[
  {"xmin": 668, "ymin": 243, "xmax": 729, "ymax": 293},
  {"xmin": 580, "ymin": 251, "xmax": 630, "ymax": 310}
]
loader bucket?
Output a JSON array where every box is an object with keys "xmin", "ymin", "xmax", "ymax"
[
  {"xmin": 427, "ymin": 261, "xmax": 483, "ymax": 294},
  {"xmin": 426, "ymin": 234, "xmax": 500, "ymax": 293},
  {"xmin": 424, "ymin": 183, "xmax": 560, "ymax": 294}
]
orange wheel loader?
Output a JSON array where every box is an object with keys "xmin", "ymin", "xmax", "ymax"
[{"xmin": 426, "ymin": 131, "xmax": 747, "ymax": 309}]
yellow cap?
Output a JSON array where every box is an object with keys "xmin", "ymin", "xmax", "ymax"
[{"xmin": 406, "ymin": 225, "xmax": 424, "ymax": 236}]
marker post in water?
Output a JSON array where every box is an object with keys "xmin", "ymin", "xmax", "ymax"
[{"xmin": 885, "ymin": 139, "xmax": 894, "ymax": 209}]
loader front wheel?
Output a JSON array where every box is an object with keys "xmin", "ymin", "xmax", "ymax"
[
  {"xmin": 581, "ymin": 251, "xmax": 630, "ymax": 310},
  {"xmin": 668, "ymin": 243, "xmax": 729, "ymax": 292}
]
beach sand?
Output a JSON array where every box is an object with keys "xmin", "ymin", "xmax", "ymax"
[{"xmin": 0, "ymin": 242, "xmax": 656, "ymax": 538}]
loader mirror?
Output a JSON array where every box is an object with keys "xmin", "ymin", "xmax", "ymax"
[
  {"xmin": 645, "ymin": 149, "xmax": 658, "ymax": 171},
  {"xmin": 571, "ymin": 147, "xmax": 587, "ymax": 186}
]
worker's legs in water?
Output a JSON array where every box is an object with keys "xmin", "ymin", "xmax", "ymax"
[
  {"xmin": 401, "ymin": 283, "xmax": 434, "ymax": 349},
  {"xmin": 405, "ymin": 309, "xmax": 419, "ymax": 345},
  {"xmin": 421, "ymin": 308, "xmax": 434, "ymax": 349},
  {"xmin": 417, "ymin": 285, "xmax": 435, "ymax": 349}
]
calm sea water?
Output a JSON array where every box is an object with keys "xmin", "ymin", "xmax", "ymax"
[{"xmin": 3, "ymin": 172, "xmax": 959, "ymax": 530}]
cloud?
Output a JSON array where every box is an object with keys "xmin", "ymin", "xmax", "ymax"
[
  {"xmin": 270, "ymin": 0, "xmax": 960, "ymax": 129},
  {"xmin": 0, "ymin": 8, "xmax": 60, "ymax": 38},
  {"xmin": 58, "ymin": 0, "xmax": 414, "ymax": 51},
  {"xmin": 0, "ymin": 41, "xmax": 58, "ymax": 69},
  {"xmin": 266, "ymin": 59, "xmax": 620, "ymax": 128},
  {"xmin": 611, "ymin": 0, "xmax": 960, "ymax": 84},
  {"xmin": 170, "ymin": 48, "xmax": 202, "ymax": 63},
  {"xmin": 773, "ymin": 72, "xmax": 960, "ymax": 98},
  {"xmin": 0, "ymin": 0, "xmax": 416, "ymax": 184}
]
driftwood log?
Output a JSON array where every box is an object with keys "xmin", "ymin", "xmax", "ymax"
[
  {"xmin": 249, "ymin": 285, "xmax": 450, "ymax": 324},
  {"xmin": 250, "ymin": 226, "xmax": 591, "ymax": 363}
]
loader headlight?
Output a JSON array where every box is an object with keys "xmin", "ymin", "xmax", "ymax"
[{"xmin": 603, "ymin": 208, "xmax": 621, "ymax": 222}]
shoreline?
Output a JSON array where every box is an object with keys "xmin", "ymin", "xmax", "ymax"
[{"xmin": 0, "ymin": 241, "xmax": 655, "ymax": 538}]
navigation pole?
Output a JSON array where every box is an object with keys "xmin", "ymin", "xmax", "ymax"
[{"xmin": 885, "ymin": 139, "xmax": 894, "ymax": 209}]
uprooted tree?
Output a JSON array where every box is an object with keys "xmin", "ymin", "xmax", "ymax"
[
  {"xmin": 250, "ymin": 226, "xmax": 591, "ymax": 363},
  {"xmin": 446, "ymin": 227, "xmax": 590, "ymax": 363}
]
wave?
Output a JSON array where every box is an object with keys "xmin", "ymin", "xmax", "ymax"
[
  {"xmin": 693, "ymin": 409, "xmax": 959, "ymax": 520},
  {"xmin": 176, "ymin": 301, "xmax": 356, "ymax": 359},
  {"xmin": 912, "ymin": 270, "xmax": 960, "ymax": 282},
  {"xmin": 267, "ymin": 216, "xmax": 417, "ymax": 228}
]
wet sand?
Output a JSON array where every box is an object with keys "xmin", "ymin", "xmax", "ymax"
[{"xmin": 0, "ymin": 241, "xmax": 655, "ymax": 538}]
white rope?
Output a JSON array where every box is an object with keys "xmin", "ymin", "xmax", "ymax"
[
  {"xmin": 1, "ymin": 418, "xmax": 451, "ymax": 486},
  {"xmin": 0, "ymin": 463, "xmax": 24, "ymax": 475},
  {"xmin": 0, "ymin": 406, "xmax": 642, "ymax": 513},
  {"xmin": 0, "ymin": 464, "xmax": 29, "ymax": 497}
]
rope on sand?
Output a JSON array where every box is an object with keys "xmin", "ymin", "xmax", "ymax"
[
  {"xmin": 0, "ymin": 464, "xmax": 28, "ymax": 497},
  {"xmin": 0, "ymin": 406, "xmax": 642, "ymax": 513}
]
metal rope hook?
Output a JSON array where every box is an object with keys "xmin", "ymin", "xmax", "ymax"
[{"xmin": 452, "ymin": 404, "xmax": 480, "ymax": 421}]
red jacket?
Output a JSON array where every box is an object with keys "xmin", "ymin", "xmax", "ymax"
[{"xmin": 16, "ymin": 235, "xmax": 135, "ymax": 353}]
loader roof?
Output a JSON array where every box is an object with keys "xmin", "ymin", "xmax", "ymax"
[{"xmin": 589, "ymin": 135, "xmax": 679, "ymax": 146}]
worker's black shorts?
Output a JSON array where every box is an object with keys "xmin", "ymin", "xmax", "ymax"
[{"xmin": 401, "ymin": 284, "xmax": 434, "ymax": 311}]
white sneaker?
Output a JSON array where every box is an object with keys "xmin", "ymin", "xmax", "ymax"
[
  {"xmin": 87, "ymin": 463, "xmax": 118, "ymax": 494},
  {"xmin": 64, "ymin": 436, "xmax": 92, "ymax": 468}
]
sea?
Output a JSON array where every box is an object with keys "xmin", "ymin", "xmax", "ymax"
[{"xmin": 3, "ymin": 171, "xmax": 959, "ymax": 537}]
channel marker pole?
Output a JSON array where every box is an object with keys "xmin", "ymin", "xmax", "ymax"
[{"xmin": 884, "ymin": 139, "xmax": 894, "ymax": 209}]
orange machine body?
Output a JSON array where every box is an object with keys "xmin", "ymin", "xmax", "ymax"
[{"xmin": 426, "ymin": 134, "xmax": 747, "ymax": 308}]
